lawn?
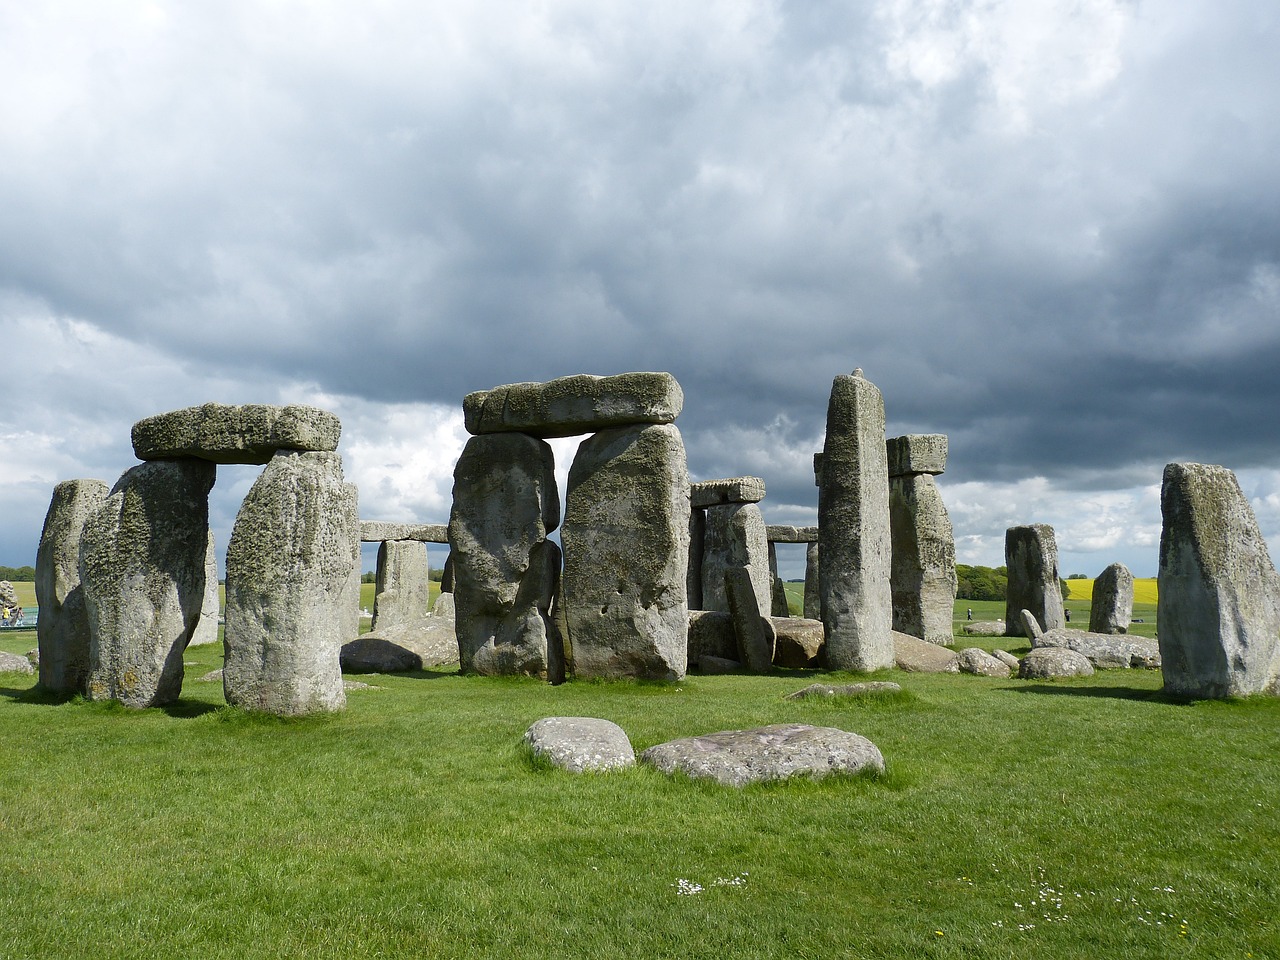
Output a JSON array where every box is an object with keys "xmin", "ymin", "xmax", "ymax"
[{"xmin": 0, "ymin": 615, "xmax": 1275, "ymax": 959}]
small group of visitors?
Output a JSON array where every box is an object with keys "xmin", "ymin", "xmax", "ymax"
[{"xmin": 1, "ymin": 605, "xmax": 24, "ymax": 626}]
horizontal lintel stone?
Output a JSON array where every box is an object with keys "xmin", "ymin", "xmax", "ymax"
[
  {"xmin": 132, "ymin": 403, "xmax": 341, "ymax": 465},
  {"xmin": 360, "ymin": 521, "xmax": 449, "ymax": 543},
  {"xmin": 886, "ymin": 434, "xmax": 948, "ymax": 477},
  {"xmin": 690, "ymin": 477, "xmax": 766, "ymax": 508},
  {"xmin": 765, "ymin": 525, "xmax": 819, "ymax": 543},
  {"xmin": 463, "ymin": 372, "xmax": 683, "ymax": 438}
]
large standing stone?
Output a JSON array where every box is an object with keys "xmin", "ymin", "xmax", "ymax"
[
  {"xmin": 223, "ymin": 451, "xmax": 359, "ymax": 714},
  {"xmin": 371, "ymin": 540, "xmax": 433, "ymax": 630},
  {"xmin": 803, "ymin": 542, "xmax": 820, "ymax": 620},
  {"xmin": 132, "ymin": 403, "xmax": 341, "ymax": 464},
  {"xmin": 1005, "ymin": 524, "xmax": 1064, "ymax": 637},
  {"xmin": 464, "ymin": 373, "xmax": 683, "ymax": 438},
  {"xmin": 188, "ymin": 530, "xmax": 221, "ymax": 646},
  {"xmin": 562, "ymin": 423, "xmax": 689, "ymax": 680},
  {"xmin": 81, "ymin": 460, "xmax": 215, "ymax": 708},
  {"xmin": 724, "ymin": 567, "xmax": 775, "ymax": 673},
  {"xmin": 448, "ymin": 433, "xmax": 561, "ymax": 680},
  {"xmin": 1158, "ymin": 462, "xmax": 1280, "ymax": 698},
  {"xmin": 686, "ymin": 508, "xmax": 705, "ymax": 611},
  {"xmin": 35, "ymin": 478, "xmax": 109, "ymax": 692},
  {"xmin": 700, "ymin": 501, "xmax": 772, "ymax": 616},
  {"xmin": 817, "ymin": 371, "xmax": 893, "ymax": 671},
  {"xmin": 1089, "ymin": 562, "xmax": 1134, "ymax": 635},
  {"xmin": 889, "ymin": 472, "xmax": 957, "ymax": 644}
]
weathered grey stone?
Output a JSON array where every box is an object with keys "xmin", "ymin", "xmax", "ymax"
[
  {"xmin": 35, "ymin": 478, "xmax": 109, "ymax": 693},
  {"xmin": 784, "ymin": 681, "xmax": 901, "ymax": 701},
  {"xmin": 439, "ymin": 554, "xmax": 454, "ymax": 593},
  {"xmin": 687, "ymin": 610, "xmax": 735, "ymax": 663},
  {"xmin": 640, "ymin": 723, "xmax": 885, "ymax": 787},
  {"xmin": 687, "ymin": 508, "xmax": 705, "ymax": 610},
  {"xmin": 956, "ymin": 647, "xmax": 1011, "ymax": 677},
  {"xmin": 1020, "ymin": 609, "xmax": 1044, "ymax": 641},
  {"xmin": 1005, "ymin": 524, "xmax": 1064, "ymax": 636},
  {"xmin": 889, "ymin": 473, "xmax": 957, "ymax": 645},
  {"xmin": 523, "ymin": 717, "xmax": 635, "ymax": 773},
  {"xmin": 698, "ymin": 655, "xmax": 741, "ymax": 674},
  {"xmin": 431, "ymin": 591, "xmax": 455, "ymax": 620},
  {"xmin": 131, "ymin": 403, "xmax": 340, "ymax": 464},
  {"xmin": 188, "ymin": 530, "xmax": 220, "ymax": 646},
  {"xmin": 818, "ymin": 372, "xmax": 893, "ymax": 671},
  {"xmin": 690, "ymin": 476, "xmax": 766, "ymax": 508},
  {"xmin": 448, "ymin": 433, "xmax": 562, "ymax": 681},
  {"xmin": 198, "ymin": 668, "xmax": 223, "ymax": 683},
  {"xmin": 1090, "ymin": 562, "xmax": 1135, "ymax": 634},
  {"xmin": 464, "ymin": 372, "xmax": 683, "ymax": 438},
  {"xmin": 348, "ymin": 617, "xmax": 458, "ymax": 670},
  {"xmin": 0, "ymin": 581, "xmax": 17, "ymax": 609},
  {"xmin": 562, "ymin": 423, "xmax": 689, "ymax": 681},
  {"xmin": 893, "ymin": 631, "xmax": 961, "ymax": 673},
  {"xmin": 0, "ymin": 651, "xmax": 35, "ymax": 675},
  {"xmin": 1033, "ymin": 629, "xmax": 1161, "ymax": 669},
  {"xmin": 962, "ymin": 620, "xmax": 1006, "ymax": 636},
  {"xmin": 1159, "ymin": 462, "xmax": 1280, "ymax": 698},
  {"xmin": 771, "ymin": 617, "xmax": 824, "ymax": 668},
  {"xmin": 371, "ymin": 539, "xmax": 432, "ymax": 630},
  {"xmin": 803, "ymin": 543, "xmax": 820, "ymax": 620},
  {"xmin": 339, "ymin": 637, "xmax": 422, "ymax": 673},
  {"xmin": 700, "ymin": 502, "xmax": 771, "ymax": 615},
  {"xmin": 768, "ymin": 542, "xmax": 789, "ymax": 617},
  {"xmin": 359, "ymin": 521, "xmax": 449, "ymax": 543},
  {"xmin": 991, "ymin": 649, "xmax": 1021, "ymax": 669},
  {"xmin": 1018, "ymin": 647, "xmax": 1095, "ymax": 679},
  {"xmin": 766, "ymin": 525, "xmax": 820, "ymax": 543},
  {"xmin": 724, "ymin": 567, "xmax": 775, "ymax": 673},
  {"xmin": 223, "ymin": 451, "xmax": 359, "ymax": 715},
  {"xmin": 813, "ymin": 452, "xmax": 824, "ymax": 487},
  {"xmin": 886, "ymin": 434, "xmax": 948, "ymax": 478},
  {"xmin": 81, "ymin": 460, "xmax": 215, "ymax": 708}
]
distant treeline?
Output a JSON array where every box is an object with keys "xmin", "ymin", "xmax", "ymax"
[
  {"xmin": 0, "ymin": 565, "xmax": 35, "ymax": 582},
  {"xmin": 957, "ymin": 564, "xmax": 1073, "ymax": 601}
]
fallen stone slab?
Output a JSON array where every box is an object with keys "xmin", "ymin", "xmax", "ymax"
[
  {"xmin": 697, "ymin": 655, "xmax": 741, "ymax": 674},
  {"xmin": 132, "ymin": 403, "xmax": 341, "ymax": 464},
  {"xmin": 523, "ymin": 717, "xmax": 635, "ymax": 773},
  {"xmin": 359, "ymin": 521, "xmax": 449, "ymax": 543},
  {"xmin": 893, "ymin": 631, "xmax": 960, "ymax": 673},
  {"xmin": 765, "ymin": 525, "xmax": 820, "ymax": 543},
  {"xmin": 1018, "ymin": 647, "xmax": 1095, "ymax": 679},
  {"xmin": 198, "ymin": 669, "xmax": 223, "ymax": 683},
  {"xmin": 962, "ymin": 620, "xmax": 1006, "ymax": 636},
  {"xmin": 771, "ymin": 617, "xmax": 823, "ymax": 668},
  {"xmin": 341, "ymin": 618, "xmax": 459, "ymax": 673},
  {"xmin": 784, "ymin": 681, "xmax": 902, "ymax": 701},
  {"xmin": 690, "ymin": 477, "xmax": 766, "ymax": 508},
  {"xmin": 886, "ymin": 434, "xmax": 948, "ymax": 478},
  {"xmin": 1033, "ymin": 629, "xmax": 1161, "ymax": 669},
  {"xmin": 464, "ymin": 372, "xmax": 683, "ymax": 438},
  {"xmin": 640, "ymin": 723, "xmax": 885, "ymax": 787},
  {"xmin": 991, "ymin": 649, "xmax": 1020, "ymax": 669},
  {"xmin": 0, "ymin": 651, "xmax": 35, "ymax": 675},
  {"xmin": 956, "ymin": 647, "xmax": 1011, "ymax": 677}
]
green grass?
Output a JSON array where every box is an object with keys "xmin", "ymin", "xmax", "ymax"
[{"xmin": 0, "ymin": 623, "xmax": 1276, "ymax": 959}]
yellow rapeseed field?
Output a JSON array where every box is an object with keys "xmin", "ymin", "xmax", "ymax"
[{"xmin": 1063, "ymin": 578, "xmax": 1157, "ymax": 604}]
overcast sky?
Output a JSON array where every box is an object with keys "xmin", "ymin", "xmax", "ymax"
[{"xmin": 3, "ymin": 0, "xmax": 1278, "ymax": 582}]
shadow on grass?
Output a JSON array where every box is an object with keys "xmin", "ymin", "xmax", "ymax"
[
  {"xmin": 1, "ymin": 684, "xmax": 228, "ymax": 719},
  {"xmin": 1008, "ymin": 683, "xmax": 1181, "ymax": 704}
]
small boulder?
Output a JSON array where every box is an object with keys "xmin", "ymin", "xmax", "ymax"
[
  {"xmin": 1019, "ymin": 609, "xmax": 1044, "ymax": 641},
  {"xmin": 962, "ymin": 620, "xmax": 1006, "ymax": 636},
  {"xmin": 956, "ymin": 647, "xmax": 1011, "ymax": 677},
  {"xmin": 771, "ymin": 617, "xmax": 824, "ymax": 668},
  {"xmin": 991, "ymin": 649, "xmax": 1021, "ymax": 669},
  {"xmin": 523, "ymin": 717, "xmax": 635, "ymax": 773},
  {"xmin": 1018, "ymin": 647, "xmax": 1095, "ymax": 679},
  {"xmin": 0, "ymin": 651, "xmax": 35, "ymax": 675},
  {"xmin": 341, "ymin": 617, "xmax": 459, "ymax": 673},
  {"xmin": 893, "ymin": 631, "xmax": 960, "ymax": 673},
  {"xmin": 784, "ymin": 681, "xmax": 902, "ymax": 701}
]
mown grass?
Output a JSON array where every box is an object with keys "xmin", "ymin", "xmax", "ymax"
[{"xmin": 0, "ymin": 621, "xmax": 1276, "ymax": 959}]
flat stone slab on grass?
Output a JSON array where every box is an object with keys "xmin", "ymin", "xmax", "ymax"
[
  {"xmin": 464, "ymin": 372, "xmax": 683, "ymax": 438},
  {"xmin": 893, "ymin": 631, "xmax": 959, "ymax": 673},
  {"xmin": 690, "ymin": 477, "xmax": 766, "ymax": 508},
  {"xmin": 0, "ymin": 651, "xmax": 35, "ymax": 675},
  {"xmin": 1018, "ymin": 647, "xmax": 1095, "ymax": 679},
  {"xmin": 1033, "ymin": 629, "xmax": 1161, "ymax": 669},
  {"xmin": 956, "ymin": 647, "xmax": 1012, "ymax": 677},
  {"xmin": 641, "ymin": 723, "xmax": 885, "ymax": 787},
  {"xmin": 524, "ymin": 717, "xmax": 635, "ymax": 773},
  {"xmin": 784, "ymin": 681, "xmax": 902, "ymax": 701},
  {"xmin": 132, "ymin": 403, "xmax": 341, "ymax": 464},
  {"xmin": 359, "ymin": 521, "xmax": 449, "ymax": 543},
  {"xmin": 962, "ymin": 621, "xmax": 1006, "ymax": 636}
]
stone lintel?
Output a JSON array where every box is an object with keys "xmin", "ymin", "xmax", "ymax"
[
  {"xmin": 359, "ymin": 521, "xmax": 449, "ymax": 543},
  {"xmin": 463, "ymin": 372, "xmax": 683, "ymax": 438},
  {"xmin": 690, "ymin": 477, "xmax": 765, "ymax": 508},
  {"xmin": 132, "ymin": 403, "xmax": 341, "ymax": 465},
  {"xmin": 765, "ymin": 525, "xmax": 819, "ymax": 543},
  {"xmin": 886, "ymin": 434, "xmax": 948, "ymax": 478}
]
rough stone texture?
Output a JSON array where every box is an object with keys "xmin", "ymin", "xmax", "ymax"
[
  {"xmin": 0, "ymin": 651, "xmax": 35, "ymax": 674},
  {"xmin": 690, "ymin": 476, "xmax": 766, "ymax": 508},
  {"xmin": 439, "ymin": 554, "xmax": 454, "ymax": 593},
  {"xmin": 359, "ymin": 521, "xmax": 449, "ymax": 543},
  {"xmin": 698, "ymin": 654, "xmax": 741, "ymax": 674},
  {"xmin": 963, "ymin": 620, "xmax": 1006, "ymax": 637},
  {"xmin": 523, "ymin": 717, "xmax": 635, "ymax": 773},
  {"xmin": 81, "ymin": 460, "xmax": 215, "ymax": 708},
  {"xmin": 432, "ymin": 591, "xmax": 455, "ymax": 619},
  {"xmin": 889, "ymin": 472, "xmax": 957, "ymax": 645},
  {"xmin": 700, "ymin": 502, "xmax": 771, "ymax": 615},
  {"xmin": 687, "ymin": 610, "xmax": 736, "ymax": 663},
  {"xmin": 223, "ymin": 451, "xmax": 359, "ymax": 715},
  {"xmin": 1005, "ymin": 524, "xmax": 1064, "ymax": 637},
  {"xmin": 766, "ymin": 525, "xmax": 820, "ymax": 543},
  {"xmin": 1159, "ymin": 462, "xmax": 1280, "ymax": 698},
  {"xmin": 132, "ymin": 403, "xmax": 340, "ymax": 464},
  {"xmin": 464, "ymin": 372, "xmax": 683, "ymax": 438},
  {"xmin": 339, "ymin": 637, "xmax": 421, "ymax": 673},
  {"xmin": 562, "ymin": 423, "xmax": 690, "ymax": 681},
  {"xmin": 991, "ymin": 649, "xmax": 1021, "ymax": 669},
  {"xmin": 1018, "ymin": 647, "xmax": 1095, "ymax": 679},
  {"xmin": 340, "ymin": 617, "xmax": 458, "ymax": 673},
  {"xmin": 784, "ymin": 681, "xmax": 901, "ymax": 701},
  {"xmin": 956, "ymin": 647, "xmax": 1011, "ymax": 677},
  {"xmin": 768, "ymin": 543, "xmax": 789, "ymax": 617},
  {"xmin": 1020, "ymin": 609, "xmax": 1044, "ymax": 641},
  {"xmin": 448, "ymin": 433, "xmax": 562, "ymax": 681},
  {"xmin": 1033, "ymin": 629, "xmax": 1161, "ymax": 669},
  {"xmin": 818, "ymin": 372, "xmax": 893, "ymax": 671},
  {"xmin": 0, "ymin": 581, "xmax": 16, "ymax": 609},
  {"xmin": 35, "ymin": 478, "xmax": 109, "ymax": 692},
  {"xmin": 724, "ymin": 567, "xmax": 775, "ymax": 673},
  {"xmin": 687, "ymin": 508, "xmax": 705, "ymax": 611},
  {"xmin": 371, "ymin": 539, "xmax": 433, "ymax": 630},
  {"xmin": 893, "ymin": 631, "xmax": 961, "ymax": 673},
  {"xmin": 771, "ymin": 617, "xmax": 824, "ymax": 668},
  {"xmin": 886, "ymin": 434, "xmax": 948, "ymax": 478},
  {"xmin": 1089, "ymin": 562, "xmax": 1134, "ymax": 634},
  {"xmin": 640, "ymin": 723, "xmax": 885, "ymax": 787},
  {"xmin": 189, "ymin": 530, "xmax": 221, "ymax": 647},
  {"xmin": 803, "ymin": 543, "xmax": 820, "ymax": 620}
]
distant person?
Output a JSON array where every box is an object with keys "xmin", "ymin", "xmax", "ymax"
[
  {"xmin": 1064, "ymin": 608, "xmax": 1071, "ymax": 622},
  {"xmin": 966, "ymin": 608, "xmax": 972, "ymax": 621}
]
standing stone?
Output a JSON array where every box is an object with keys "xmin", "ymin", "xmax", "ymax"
[
  {"xmin": 448, "ymin": 433, "xmax": 561, "ymax": 680},
  {"xmin": 803, "ymin": 543, "xmax": 820, "ymax": 620},
  {"xmin": 1005, "ymin": 524, "xmax": 1064, "ymax": 637},
  {"xmin": 1158, "ymin": 462, "xmax": 1280, "ymax": 698},
  {"xmin": 224, "ymin": 451, "xmax": 359, "ymax": 715},
  {"xmin": 724, "ymin": 567, "xmax": 775, "ymax": 673},
  {"xmin": 371, "ymin": 540, "xmax": 432, "ymax": 630},
  {"xmin": 81, "ymin": 460, "xmax": 216, "ymax": 708},
  {"xmin": 817, "ymin": 371, "xmax": 893, "ymax": 671},
  {"xmin": 687, "ymin": 508, "xmax": 705, "ymax": 611},
  {"xmin": 889, "ymin": 471, "xmax": 957, "ymax": 644},
  {"xmin": 1089, "ymin": 562, "xmax": 1134, "ymax": 635},
  {"xmin": 700, "ymin": 501, "xmax": 771, "ymax": 616},
  {"xmin": 189, "ymin": 530, "xmax": 221, "ymax": 646},
  {"xmin": 768, "ymin": 543, "xmax": 790, "ymax": 617},
  {"xmin": 562, "ymin": 423, "xmax": 689, "ymax": 680},
  {"xmin": 35, "ymin": 478, "xmax": 109, "ymax": 692}
]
